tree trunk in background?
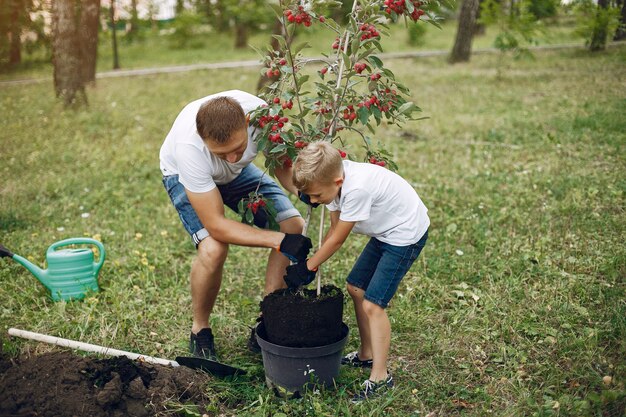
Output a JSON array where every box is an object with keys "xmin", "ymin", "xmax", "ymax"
[
  {"xmin": 79, "ymin": 0, "xmax": 100, "ymax": 84},
  {"xmin": 234, "ymin": 23, "xmax": 248, "ymax": 48},
  {"xmin": 175, "ymin": 0, "xmax": 184, "ymax": 15},
  {"xmin": 8, "ymin": 0, "xmax": 22, "ymax": 65},
  {"xmin": 51, "ymin": 0, "xmax": 87, "ymax": 106},
  {"xmin": 614, "ymin": 0, "xmax": 625, "ymax": 40},
  {"xmin": 127, "ymin": 0, "xmax": 139, "ymax": 37},
  {"xmin": 590, "ymin": 0, "xmax": 609, "ymax": 51},
  {"xmin": 110, "ymin": 0, "xmax": 120, "ymax": 69},
  {"xmin": 449, "ymin": 0, "xmax": 480, "ymax": 63},
  {"xmin": 214, "ymin": 1, "xmax": 229, "ymax": 32},
  {"xmin": 473, "ymin": 0, "xmax": 486, "ymax": 36},
  {"xmin": 256, "ymin": 18, "xmax": 284, "ymax": 93}
]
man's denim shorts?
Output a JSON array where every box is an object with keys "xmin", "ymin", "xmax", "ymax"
[
  {"xmin": 162, "ymin": 164, "xmax": 301, "ymax": 246},
  {"xmin": 346, "ymin": 230, "xmax": 428, "ymax": 308}
]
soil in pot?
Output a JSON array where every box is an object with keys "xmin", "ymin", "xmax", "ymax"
[{"xmin": 260, "ymin": 285, "xmax": 344, "ymax": 348}]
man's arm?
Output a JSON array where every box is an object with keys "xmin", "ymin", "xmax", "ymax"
[
  {"xmin": 306, "ymin": 213, "xmax": 354, "ymax": 271},
  {"xmin": 187, "ymin": 187, "xmax": 284, "ymax": 249},
  {"xmin": 273, "ymin": 164, "xmax": 298, "ymax": 195}
]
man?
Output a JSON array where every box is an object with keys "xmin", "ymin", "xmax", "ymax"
[{"xmin": 160, "ymin": 90, "xmax": 311, "ymax": 359}]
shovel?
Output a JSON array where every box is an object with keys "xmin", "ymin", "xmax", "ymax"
[{"xmin": 7, "ymin": 328, "xmax": 246, "ymax": 378}]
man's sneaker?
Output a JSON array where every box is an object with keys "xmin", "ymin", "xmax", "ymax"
[
  {"xmin": 341, "ymin": 351, "xmax": 373, "ymax": 368},
  {"xmin": 351, "ymin": 373, "xmax": 394, "ymax": 403},
  {"xmin": 189, "ymin": 328, "xmax": 217, "ymax": 361},
  {"xmin": 247, "ymin": 316, "xmax": 263, "ymax": 354}
]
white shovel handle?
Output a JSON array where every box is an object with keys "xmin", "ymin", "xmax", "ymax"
[{"xmin": 8, "ymin": 328, "xmax": 179, "ymax": 367}]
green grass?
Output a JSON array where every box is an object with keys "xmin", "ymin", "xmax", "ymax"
[
  {"xmin": 1, "ymin": 45, "xmax": 625, "ymax": 416},
  {"xmin": 0, "ymin": 16, "xmax": 586, "ymax": 81}
]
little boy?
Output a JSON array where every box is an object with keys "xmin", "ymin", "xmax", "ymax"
[{"xmin": 285, "ymin": 141, "xmax": 429, "ymax": 402}]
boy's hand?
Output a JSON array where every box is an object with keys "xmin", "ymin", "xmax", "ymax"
[
  {"xmin": 278, "ymin": 234, "xmax": 312, "ymax": 262},
  {"xmin": 298, "ymin": 191, "xmax": 320, "ymax": 208},
  {"xmin": 283, "ymin": 261, "xmax": 317, "ymax": 288}
]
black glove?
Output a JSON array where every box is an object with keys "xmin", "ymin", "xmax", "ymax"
[
  {"xmin": 298, "ymin": 191, "xmax": 320, "ymax": 208},
  {"xmin": 279, "ymin": 234, "xmax": 312, "ymax": 262},
  {"xmin": 284, "ymin": 261, "xmax": 317, "ymax": 288}
]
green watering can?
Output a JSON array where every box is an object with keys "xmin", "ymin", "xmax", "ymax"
[{"xmin": 0, "ymin": 238, "xmax": 105, "ymax": 301}]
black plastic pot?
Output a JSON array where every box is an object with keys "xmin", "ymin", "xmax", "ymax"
[{"xmin": 256, "ymin": 322, "xmax": 348, "ymax": 398}]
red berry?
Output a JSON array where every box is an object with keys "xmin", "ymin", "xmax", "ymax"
[
  {"xmin": 339, "ymin": 150, "xmax": 347, "ymax": 158},
  {"xmin": 369, "ymin": 156, "xmax": 377, "ymax": 164},
  {"xmin": 377, "ymin": 161, "xmax": 386, "ymax": 167},
  {"xmin": 266, "ymin": 69, "xmax": 273, "ymax": 78},
  {"xmin": 320, "ymin": 67, "xmax": 328, "ymax": 75},
  {"xmin": 273, "ymin": 97, "xmax": 280, "ymax": 104},
  {"xmin": 319, "ymin": 15, "xmax": 325, "ymax": 22},
  {"xmin": 279, "ymin": 58, "xmax": 287, "ymax": 66}
]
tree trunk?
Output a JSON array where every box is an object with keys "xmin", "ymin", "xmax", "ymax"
[
  {"xmin": 175, "ymin": 0, "xmax": 184, "ymax": 15},
  {"xmin": 8, "ymin": 0, "xmax": 22, "ymax": 65},
  {"xmin": 256, "ymin": 18, "xmax": 284, "ymax": 93},
  {"xmin": 110, "ymin": 0, "xmax": 120, "ymax": 69},
  {"xmin": 449, "ymin": 0, "xmax": 480, "ymax": 63},
  {"xmin": 590, "ymin": 0, "xmax": 609, "ymax": 51},
  {"xmin": 234, "ymin": 22, "xmax": 248, "ymax": 48},
  {"xmin": 52, "ymin": 0, "xmax": 87, "ymax": 106},
  {"xmin": 79, "ymin": 0, "xmax": 100, "ymax": 85},
  {"xmin": 473, "ymin": 0, "xmax": 486, "ymax": 36},
  {"xmin": 614, "ymin": 0, "xmax": 626, "ymax": 40}
]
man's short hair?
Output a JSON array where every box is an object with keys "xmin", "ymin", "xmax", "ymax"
[
  {"xmin": 293, "ymin": 141, "xmax": 344, "ymax": 192},
  {"xmin": 196, "ymin": 96, "xmax": 247, "ymax": 143}
]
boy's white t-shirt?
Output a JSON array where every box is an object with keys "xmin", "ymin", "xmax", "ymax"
[
  {"xmin": 159, "ymin": 90, "xmax": 266, "ymax": 193},
  {"xmin": 326, "ymin": 160, "xmax": 429, "ymax": 246}
]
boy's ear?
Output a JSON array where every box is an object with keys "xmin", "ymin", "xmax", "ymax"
[{"xmin": 335, "ymin": 177, "xmax": 344, "ymax": 187}]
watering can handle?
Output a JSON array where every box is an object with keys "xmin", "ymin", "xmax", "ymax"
[{"xmin": 47, "ymin": 238, "xmax": 106, "ymax": 273}]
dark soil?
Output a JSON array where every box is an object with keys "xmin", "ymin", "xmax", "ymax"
[
  {"xmin": 0, "ymin": 350, "xmax": 212, "ymax": 417},
  {"xmin": 260, "ymin": 285, "xmax": 344, "ymax": 348}
]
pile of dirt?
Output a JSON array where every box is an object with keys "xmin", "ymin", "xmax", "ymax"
[{"xmin": 0, "ymin": 350, "xmax": 212, "ymax": 416}]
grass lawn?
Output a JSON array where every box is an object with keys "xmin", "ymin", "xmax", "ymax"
[{"xmin": 0, "ymin": 44, "xmax": 624, "ymax": 415}]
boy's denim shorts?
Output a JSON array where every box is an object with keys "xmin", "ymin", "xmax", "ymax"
[
  {"xmin": 346, "ymin": 230, "xmax": 428, "ymax": 308},
  {"xmin": 162, "ymin": 164, "xmax": 301, "ymax": 246}
]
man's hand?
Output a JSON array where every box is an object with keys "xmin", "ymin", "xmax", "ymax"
[
  {"xmin": 283, "ymin": 262, "xmax": 317, "ymax": 288},
  {"xmin": 279, "ymin": 234, "xmax": 312, "ymax": 262},
  {"xmin": 298, "ymin": 191, "xmax": 320, "ymax": 208}
]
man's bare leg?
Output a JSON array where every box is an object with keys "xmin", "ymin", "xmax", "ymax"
[
  {"xmin": 190, "ymin": 236, "xmax": 229, "ymax": 334},
  {"xmin": 264, "ymin": 216, "xmax": 305, "ymax": 294}
]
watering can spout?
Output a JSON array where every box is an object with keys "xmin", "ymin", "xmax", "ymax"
[{"xmin": 11, "ymin": 254, "xmax": 51, "ymax": 288}]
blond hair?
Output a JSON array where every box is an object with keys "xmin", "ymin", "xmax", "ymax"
[
  {"xmin": 196, "ymin": 96, "xmax": 247, "ymax": 143},
  {"xmin": 293, "ymin": 141, "xmax": 344, "ymax": 192}
]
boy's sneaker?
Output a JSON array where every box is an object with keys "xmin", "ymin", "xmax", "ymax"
[
  {"xmin": 341, "ymin": 351, "xmax": 373, "ymax": 368},
  {"xmin": 351, "ymin": 373, "xmax": 394, "ymax": 403},
  {"xmin": 189, "ymin": 328, "xmax": 217, "ymax": 361}
]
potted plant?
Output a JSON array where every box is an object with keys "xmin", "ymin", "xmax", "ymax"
[{"xmin": 238, "ymin": 0, "xmax": 440, "ymax": 396}]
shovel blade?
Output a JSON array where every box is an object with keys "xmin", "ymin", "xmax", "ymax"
[{"xmin": 175, "ymin": 356, "xmax": 246, "ymax": 377}]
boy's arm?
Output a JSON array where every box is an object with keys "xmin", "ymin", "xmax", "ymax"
[
  {"xmin": 321, "ymin": 210, "xmax": 340, "ymax": 245},
  {"xmin": 273, "ymin": 164, "xmax": 298, "ymax": 195},
  {"xmin": 307, "ymin": 214, "xmax": 354, "ymax": 271}
]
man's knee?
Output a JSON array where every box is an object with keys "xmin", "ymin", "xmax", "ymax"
[
  {"xmin": 196, "ymin": 237, "xmax": 229, "ymax": 267},
  {"xmin": 279, "ymin": 215, "xmax": 304, "ymax": 234}
]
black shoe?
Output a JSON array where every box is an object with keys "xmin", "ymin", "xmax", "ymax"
[
  {"xmin": 351, "ymin": 373, "xmax": 394, "ymax": 403},
  {"xmin": 189, "ymin": 328, "xmax": 217, "ymax": 361},
  {"xmin": 341, "ymin": 351, "xmax": 373, "ymax": 368},
  {"xmin": 247, "ymin": 316, "xmax": 262, "ymax": 354}
]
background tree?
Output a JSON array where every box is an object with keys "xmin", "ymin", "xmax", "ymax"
[
  {"xmin": 79, "ymin": 0, "xmax": 101, "ymax": 84},
  {"xmin": 225, "ymin": 0, "xmax": 274, "ymax": 49},
  {"xmin": 0, "ymin": 0, "xmax": 32, "ymax": 67},
  {"xmin": 449, "ymin": 0, "xmax": 480, "ymax": 63},
  {"xmin": 51, "ymin": 0, "xmax": 87, "ymax": 106},
  {"xmin": 615, "ymin": 0, "xmax": 626, "ymax": 40},
  {"xmin": 575, "ymin": 0, "xmax": 620, "ymax": 51}
]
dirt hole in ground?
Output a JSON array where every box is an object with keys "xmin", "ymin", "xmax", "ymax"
[{"xmin": 0, "ymin": 350, "xmax": 212, "ymax": 416}]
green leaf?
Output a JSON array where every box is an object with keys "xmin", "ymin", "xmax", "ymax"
[
  {"xmin": 357, "ymin": 106, "xmax": 370, "ymax": 125},
  {"xmin": 237, "ymin": 199, "xmax": 244, "ymax": 215},
  {"xmin": 368, "ymin": 55, "xmax": 383, "ymax": 68},
  {"xmin": 397, "ymin": 102, "xmax": 416, "ymax": 115},
  {"xmin": 244, "ymin": 208, "xmax": 253, "ymax": 224},
  {"xmin": 271, "ymin": 35, "xmax": 287, "ymax": 50},
  {"xmin": 293, "ymin": 42, "xmax": 311, "ymax": 55},
  {"xmin": 298, "ymin": 74, "xmax": 310, "ymax": 85},
  {"xmin": 405, "ymin": 0, "xmax": 415, "ymax": 13}
]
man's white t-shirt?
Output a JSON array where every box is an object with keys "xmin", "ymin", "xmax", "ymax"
[
  {"xmin": 159, "ymin": 90, "xmax": 266, "ymax": 193},
  {"xmin": 326, "ymin": 160, "xmax": 429, "ymax": 246}
]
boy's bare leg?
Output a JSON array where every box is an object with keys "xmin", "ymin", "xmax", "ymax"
[
  {"xmin": 191, "ymin": 237, "xmax": 229, "ymax": 334},
  {"xmin": 363, "ymin": 300, "xmax": 391, "ymax": 382},
  {"xmin": 264, "ymin": 216, "xmax": 305, "ymax": 294},
  {"xmin": 348, "ymin": 283, "xmax": 373, "ymax": 361}
]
